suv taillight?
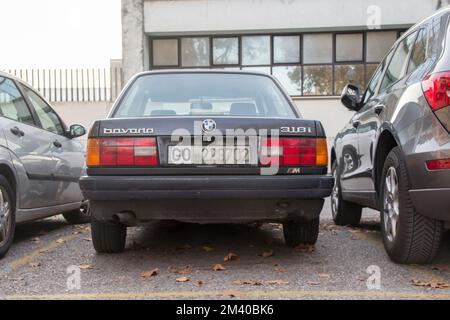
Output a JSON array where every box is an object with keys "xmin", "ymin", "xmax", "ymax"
[
  {"xmin": 260, "ymin": 137, "xmax": 328, "ymax": 167},
  {"xmin": 87, "ymin": 137, "xmax": 158, "ymax": 167},
  {"xmin": 421, "ymin": 71, "xmax": 450, "ymax": 112}
]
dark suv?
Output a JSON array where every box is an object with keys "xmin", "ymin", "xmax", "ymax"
[{"xmin": 331, "ymin": 8, "xmax": 450, "ymax": 264}]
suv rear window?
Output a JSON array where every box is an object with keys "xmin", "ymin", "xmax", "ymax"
[{"xmin": 113, "ymin": 73, "xmax": 297, "ymax": 118}]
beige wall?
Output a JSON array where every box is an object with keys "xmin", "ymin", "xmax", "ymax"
[{"xmin": 53, "ymin": 101, "xmax": 113, "ymax": 135}]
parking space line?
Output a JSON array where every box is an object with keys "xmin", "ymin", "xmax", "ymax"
[
  {"xmin": 2, "ymin": 289, "xmax": 450, "ymax": 300},
  {"xmin": 2, "ymin": 233, "xmax": 81, "ymax": 274}
]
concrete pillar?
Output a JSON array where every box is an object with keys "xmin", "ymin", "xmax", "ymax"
[{"xmin": 122, "ymin": 0, "xmax": 145, "ymax": 83}]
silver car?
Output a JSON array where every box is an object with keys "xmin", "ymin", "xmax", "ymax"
[{"xmin": 0, "ymin": 72, "xmax": 89, "ymax": 259}]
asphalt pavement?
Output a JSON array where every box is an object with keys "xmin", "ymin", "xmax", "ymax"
[{"xmin": 1, "ymin": 198, "xmax": 449, "ymax": 300}]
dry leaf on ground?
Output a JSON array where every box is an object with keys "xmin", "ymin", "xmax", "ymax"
[
  {"xmin": 56, "ymin": 238, "xmax": 66, "ymax": 244},
  {"xmin": 273, "ymin": 266, "xmax": 288, "ymax": 273},
  {"xmin": 258, "ymin": 249, "xmax": 274, "ymax": 258},
  {"xmin": 295, "ymin": 244, "xmax": 315, "ymax": 253},
  {"xmin": 79, "ymin": 264, "xmax": 94, "ymax": 270},
  {"xmin": 213, "ymin": 264, "xmax": 226, "ymax": 271},
  {"xmin": 168, "ymin": 265, "xmax": 192, "ymax": 275},
  {"xmin": 224, "ymin": 252, "xmax": 240, "ymax": 262},
  {"xmin": 176, "ymin": 277, "xmax": 190, "ymax": 283},
  {"xmin": 201, "ymin": 245, "xmax": 214, "ymax": 252},
  {"xmin": 29, "ymin": 262, "xmax": 41, "ymax": 268},
  {"xmin": 319, "ymin": 273, "xmax": 330, "ymax": 279},
  {"xmin": 233, "ymin": 280, "xmax": 263, "ymax": 286},
  {"xmin": 193, "ymin": 280, "xmax": 203, "ymax": 287},
  {"xmin": 141, "ymin": 268, "xmax": 158, "ymax": 278},
  {"xmin": 412, "ymin": 279, "xmax": 450, "ymax": 289},
  {"xmin": 265, "ymin": 279, "xmax": 289, "ymax": 285}
]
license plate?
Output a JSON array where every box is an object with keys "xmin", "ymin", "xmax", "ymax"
[{"xmin": 168, "ymin": 145, "xmax": 252, "ymax": 165}]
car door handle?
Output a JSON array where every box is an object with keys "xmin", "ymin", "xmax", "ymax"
[
  {"xmin": 374, "ymin": 104, "xmax": 385, "ymax": 115},
  {"xmin": 10, "ymin": 126, "xmax": 24, "ymax": 137},
  {"xmin": 53, "ymin": 140, "xmax": 62, "ymax": 148},
  {"xmin": 352, "ymin": 121, "xmax": 361, "ymax": 129}
]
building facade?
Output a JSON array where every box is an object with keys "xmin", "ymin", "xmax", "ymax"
[{"xmin": 121, "ymin": 0, "xmax": 444, "ymax": 140}]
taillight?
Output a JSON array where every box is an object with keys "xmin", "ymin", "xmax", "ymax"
[
  {"xmin": 86, "ymin": 137, "xmax": 158, "ymax": 167},
  {"xmin": 260, "ymin": 137, "xmax": 328, "ymax": 167},
  {"xmin": 421, "ymin": 71, "xmax": 450, "ymax": 112},
  {"xmin": 426, "ymin": 158, "xmax": 450, "ymax": 171}
]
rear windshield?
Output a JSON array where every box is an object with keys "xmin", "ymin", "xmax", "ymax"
[{"xmin": 112, "ymin": 73, "xmax": 297, "ymax": 118}]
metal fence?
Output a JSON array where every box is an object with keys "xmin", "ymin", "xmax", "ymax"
[{"xmin": 0, "ymin": 68, "xmax": 124, "ymax": 103}]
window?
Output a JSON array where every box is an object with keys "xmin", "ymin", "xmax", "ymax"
[
  {"xmin": 152, "ymin": 39, "xmax": 178, "ymax": 67},
  {"xmin": 407, "ymin": 29, "xmax": 427, "ymax": 74},
  {"xmin": 303, "ymin": 33, "xmax": 332, "ymax": 64},
  {"xmin": 272, "ymin": 66, "xmax": 302, "ymax": 96},
  {"xmin": 362, "ymin": 50, "xmax": 394, "ymax": 104},
  {"xmin": 303, "ymin": 65, "xmax": 333, "ymax": 95},
  {"xmin": 0, "ymin": 77, "xmax": 34, "ymax": 126},
  {"xmin": 336, "ymin": 33, "xmax": 363, "ymax": 62},
  {"xmin": 366, "ymin": 31, "xmax": 398, "ymax": 62},
  {"xmin": 113, "ymin": 73, "xmax": 296, "ymax": 118},
  {"xmin": 213, "ymin": 37, "xmax": 239, "ymax": 65},
  {"xmin": 150, "ymin": 29, "xmax": 405, "ymax": 96},
  {"xmin": 334, "ymin": 64, "xmax": 364, "ymax": 95},
  {"xmin": 242, "ymin": 36, "xmax": 271, "ymax": 65},
  {"xmin": 273, "ymin": 36, "xmax": 300, "ymax": 63},
  {"xmin": 181, "ymin": 37, "xmax": 210, "ymax": 67},
  {"xmin": 21, "ymin": 86, "xmax": 64, "ymax": 135},
  {"xmin": 379, "ymin": 32, "xmax": 417, "ymax": 92}
]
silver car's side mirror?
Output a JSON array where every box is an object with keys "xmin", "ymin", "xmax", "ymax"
[{"xmin": 69, "ymin": 124, "xmax": 86, "ymax": 138}]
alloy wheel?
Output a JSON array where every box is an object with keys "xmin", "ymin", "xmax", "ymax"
[
  {"xmin": 0, "ymin": 187, "xmax": 11, "ymax": 246},
  {"xmin": 383, "ymin": 167, "xmax": 400, "ymax": 242}
]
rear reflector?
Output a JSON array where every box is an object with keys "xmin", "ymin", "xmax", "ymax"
[
  {"xmin": 260, "ymin": 137, "xmax": 328, "ymax": 167},
  {"xmin": 87, "ymin": 137, "xmax": 158, "ymax": 167},
  {"xmin": 421, "ymin": 71, "xmax": 450, "ymax": 112},
  {"xmin": 426, "ymin": 158, "xmax": 450, "ymax": 171}
]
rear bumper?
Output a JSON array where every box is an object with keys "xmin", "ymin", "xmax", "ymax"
[
  {"xmin": 79, "ymin": 175, "xmax": 333, "ymax": 200},
  {"xmin": 79, "ymin": 175, "xmax": 333, "ymax": 223},
  {"xmin": 409, "ymin": 188, "xmax": 450, "ymax": 222}
]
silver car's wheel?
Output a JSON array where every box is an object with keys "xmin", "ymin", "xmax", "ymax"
[
  {"xmin": 0, "ymin": 186, "xmax": 12, "ymax": 246},
  {"xmin": 331, "ymin": 168, "xmax": 339, "ymax": 220},
  {"xmin": 383, "ymin": 167, "xmax": 399, "ymax": 243}
]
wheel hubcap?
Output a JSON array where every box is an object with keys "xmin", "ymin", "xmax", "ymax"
[
  {"xmin": 0, "ymin": 187, "xmax": 11, "ymax": 246},
  {"xmin": 383, "ymin": 167, "xmax": 399, "ymax": 242},
  {"xmin": 331, "ymin": 169, "xmax": 339, "ymax": 219}
]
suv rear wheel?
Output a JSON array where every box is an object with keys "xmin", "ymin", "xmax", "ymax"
[
  {"xmin": 331, "ymin": 160, "xmax": 362, "ymax": 227},
  {"xmin": 91, "ymin": 220, "xmax": 127, "ymax": 253},
  {"xmin": 283, "ymin": 218, "xmax": 319, "ymax": 247},
  {"xmin": 380, "ymin": 147, "xmax": 443, "ymax": 264},
  {"xmin": 0, "ymin": 175, "xmax": 15, "ymax": 259}
]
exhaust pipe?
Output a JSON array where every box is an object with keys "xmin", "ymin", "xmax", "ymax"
[{"xmin": 113, "ymin": 211, "xmax": 137, "ymax": 225}]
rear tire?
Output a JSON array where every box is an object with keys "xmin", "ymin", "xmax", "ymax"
[
  {"xmin": 0, "ymin": 175, "xmax": 15, "ymax": 259},
  {"xmin": 283, "ymin": 218, "xmax": 319, "ymax": 247},
  {"xmin": 331, "ymin": 160, "xmax": 362, "ymax": 227},
  {"xmin": 380, "ymin": 147, "xmax": 443, "ymax": 264},
  {"xmin": 63, "ymin": 202, "xmax": 91, "ymax": 225},
  {"xmin": 91, "ymin": 220, "xmax": 127, "ymax": 253}
]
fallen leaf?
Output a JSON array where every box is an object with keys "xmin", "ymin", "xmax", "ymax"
[
  {"xmin": 265, "ymin": 279, "xmax": 289, "ymax": 285},
  {"xmin": 168, "ymin": 265, "xmax": 192, "ymax": 275},
  {"xmin": 29, "ymin": 262, "xmax": 41, "ymax": 268},
  {"xmin": 319, "ymin": 273, "xmax": 330, "ymax": 279},
  {"xmin": 176, "ymin": 277, "xmax": 190, "ymax": 283},
  {"xmin": 82, "ymin": 238, "xmax": 92, "ymax": 242},
  {"xmin": 79, "ymin": 264, "xmax": 94, "ymax": 270},
  {"xmin": 307, "ymin": 281, "xmax": 320, "ymax": 286},
  {"xmin": 193, "ymin": 280, "xmax": 203, "ymax": 287},
  {"xmin": 219, "ymin": 290, "xmax": 243, "ymax": 298},
  {"xmin": 224, "ymin": 252, "xmax": 240, "ymax": 262},
  {"xmin": 295, "ymin": 244, "xmax": 315, "ymax": 253},
  {"xmin": 55, "ymin": 238, "xmax": 66, "ymax": 244},
  {"xmin": 412, "ymin": 279, "xmax": 450, "ymax": 289},
  {"xmin": 201, "ymin": 245, "xmax": 214, "ymax": 252},
  {"xmin": 141, "ymin": 268, "xmax": 158, "ymax": 278},
  {"xmin": 213, "ymin": 264, "xmax": 226, "ymax": 271},
  {"xmin": 273, "ymin": 266, "xmax": 288, "ymax": 273},
  {"xmin": 258, "ymin": 249, "xmax": 274, "ymax": 258},
  {"xmin": 233, "ymin": 280, "xmax": 263, "ymax": 286}
]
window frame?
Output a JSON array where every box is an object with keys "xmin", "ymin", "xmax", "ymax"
[
  {"xmin": 149, "ymin": 29, "xmax": 406, "ymax": 97},
  {"xmin": 18, "ymin": 82, "xmax": 68, "ymax": 137}
]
